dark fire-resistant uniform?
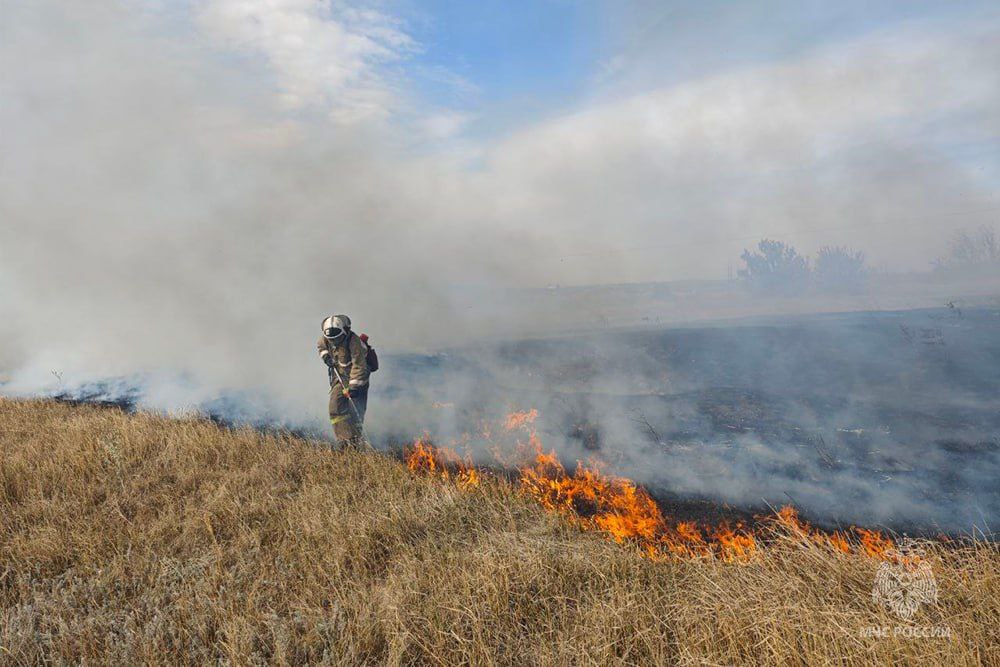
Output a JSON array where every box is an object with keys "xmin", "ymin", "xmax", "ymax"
[{"xmin": 317, "ymin": 331, "xmax": 370, "ymax": 444}]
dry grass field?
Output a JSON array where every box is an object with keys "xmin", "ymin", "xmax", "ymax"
[{"xmin": 0, "ymin": 398, "xmax": 996, "ymax": 665}]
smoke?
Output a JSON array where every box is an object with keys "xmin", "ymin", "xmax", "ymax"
[
  {"xmin": 2, "ymin": 1, "xmax": 999, "ymax": 531},
  {"xmin": 491, "ymin": 19, "xmax": 1000, "ymax": 282},
  {"xmin": 0, "ymin": 0, "xmax": 547, "ymax": 422},
  {"xmin": 397, "ymin": 309, "xmax": 1000, "ymax": 534}
]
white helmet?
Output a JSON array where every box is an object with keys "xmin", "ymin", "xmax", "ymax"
[{"xmin": 322, "ymin": 314, "xmax": 351, "ymax": 343}]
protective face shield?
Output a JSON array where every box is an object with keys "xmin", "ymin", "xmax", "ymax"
[{"xmin": 322, "ymin": 314, "xmax": 351, "ymax": 343}]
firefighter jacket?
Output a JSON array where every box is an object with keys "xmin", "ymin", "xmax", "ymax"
[{"xmin": 317, "ymin": 332, "xmax": 370, "ymax": 389}]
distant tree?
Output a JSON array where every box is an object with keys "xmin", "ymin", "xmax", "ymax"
[
  {"xmin": 936, "ymin": 226, "xmax": 1000, "ymax": 269},
  {"xmin": 814, "ymin": 245, "xmax": 867, "ymax": 293},
  {"xmin": 738, "ymin": 239, "xmax": 811, "ymax": 294}
]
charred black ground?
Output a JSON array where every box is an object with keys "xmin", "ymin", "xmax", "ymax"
[
  {"xmin": 379, "ymin": 306, "xmax": 1000, "ymax": 537},
  {"xmin": 36, "ymin": 305, "xmax": 1000, "ymax": 538}
]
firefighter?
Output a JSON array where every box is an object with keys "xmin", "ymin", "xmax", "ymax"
[{"xmin": 317, "ymin": 314, "xmax": 370, "ymax": 447}]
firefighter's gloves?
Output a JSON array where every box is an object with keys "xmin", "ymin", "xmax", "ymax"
[{"xmin": 323, "ymin": 354, "xmax": 335, "ymax": 368}]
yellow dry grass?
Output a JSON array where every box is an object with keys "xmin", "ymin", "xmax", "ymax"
[{"xmin": 0, "ymin": 398, "xmax": 996, "ymax": 665}]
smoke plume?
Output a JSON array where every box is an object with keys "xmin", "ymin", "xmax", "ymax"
[{"xmin": 2, "ymin": 1, "xmax": 999, "ymax": 532}]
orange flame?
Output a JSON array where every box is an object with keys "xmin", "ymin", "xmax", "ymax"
[
  {"xmin": 768, "ymin": 506, "xmax": 853, "ymax": 554},
  {"xmin": 854, "ymin": 527, "xmax": 895, "ymax": 559},
  {"xmin": 405, "ymin": 437, "xmax": 440, "ymax": 475},
  {"xmin": 405, "ymin": 437, "xmax": 480, "ymax": 488},
  {"xmin": 404, "ymin": 410, "xmax": 899, "ymax": 563}
]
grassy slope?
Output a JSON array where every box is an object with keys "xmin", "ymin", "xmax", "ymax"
[{"xmin": 0, "ymin": 399, "xmax": 996, "ymax": 665}]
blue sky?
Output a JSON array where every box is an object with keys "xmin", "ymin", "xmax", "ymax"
[
  {"xmin": 402, "ymin": 0, "xmax": 604, "ymax": 108},
  {"xmin": 396, "ymin": 0, "xmax": 999, "ymax": 138}
]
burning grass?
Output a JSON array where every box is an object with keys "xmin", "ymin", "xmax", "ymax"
[
  {"xmin": 1, "ymin": 398, "xmax": 997, "ymax": 664},
  {"xmin": 405, "ymin": 409, "xmax": 900, "ymax": 563}
]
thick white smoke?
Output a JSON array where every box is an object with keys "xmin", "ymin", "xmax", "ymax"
[
  {"xmin": 0, "ymin": 0, "xmax": 547, "ymax": 423},
  {"xmin": 2, "ymin": 1, "xmax": 999, "ymax": 438}
]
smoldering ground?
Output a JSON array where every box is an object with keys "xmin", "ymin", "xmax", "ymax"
[
  {"xmin": 28, "ymin": 303, "xmax": 999, "ymax": 536},
  {"xmin": 375, "ymin": 306, "xmax": 1000, "ymax": 536},
  {"xmin": 2, "ymin": 3, "xmax": 1000, "ymax": 535}
]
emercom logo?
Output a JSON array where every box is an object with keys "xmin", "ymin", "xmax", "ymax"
[{"xmin": 871, "ymin": 539, "xmax": 938, "ymax": 620}]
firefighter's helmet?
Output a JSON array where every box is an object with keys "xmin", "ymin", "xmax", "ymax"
[{"xmin": 322, "ymin": 314, "xmax": 351, "ymax": 343}]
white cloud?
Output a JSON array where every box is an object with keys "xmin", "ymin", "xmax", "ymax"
[
  {"xmin": 196, "ymin": 0, "xmax": 414, "ymax": 121},
  {"xmin": 414, "ymin": 110, "xmax": 471, "ymax": 141}
]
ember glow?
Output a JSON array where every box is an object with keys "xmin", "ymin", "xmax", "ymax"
[{"xmin": 404, "ymin": 410, "xmax": 902, "ymax": 562}]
